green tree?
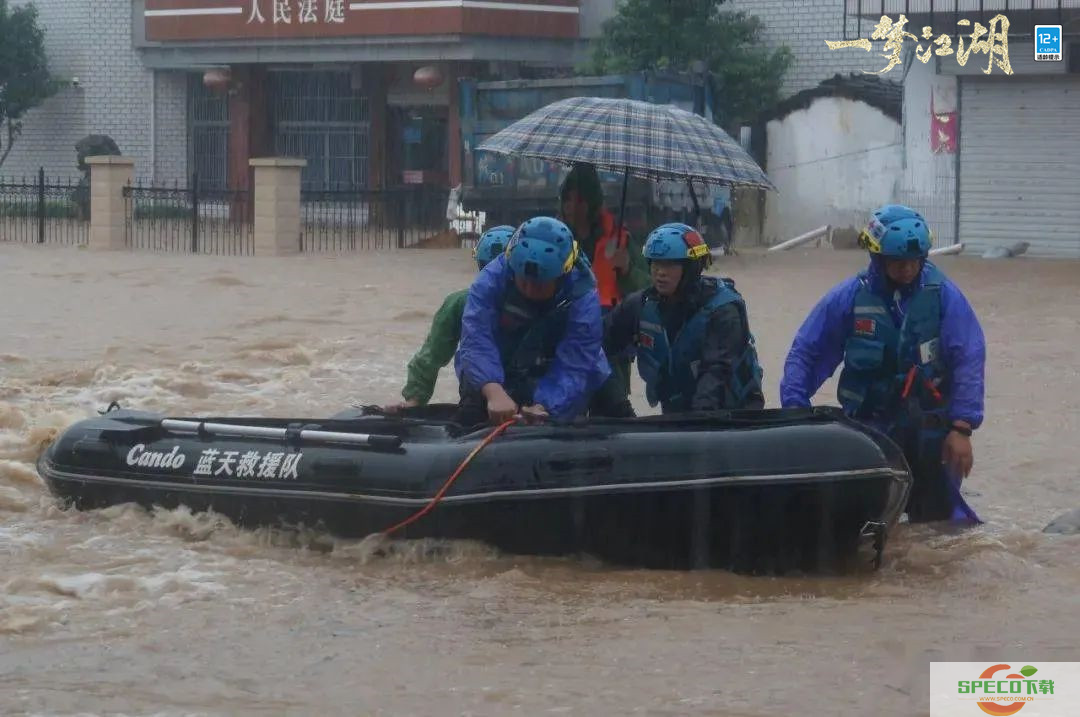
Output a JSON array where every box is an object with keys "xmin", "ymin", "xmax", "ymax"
[
  {"xmin": 587, "ymin": 0, "xmax": 793, "ymax": 129},
  {"xmin": 0, "ymin": 0, "xmax": 60, "ymax": 169}
]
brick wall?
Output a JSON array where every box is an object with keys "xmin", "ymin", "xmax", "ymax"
[
  {"xmin": 728, "ymin": 0, "xmax": 887, "ymax": 97},
  {"xmin": 154, "ymin": 72, "xmax": 189, "ymax": 185},
  {"xmin": 84, "ymin": 0, "xmax": 153, "ymax": 181},
  {"xmin": 1, "ymin": 0, "xmax": 92, "ymax": 179},
  {"xmin": 1, "ymin": 0, "xmax": 190, "ymax": 183}
]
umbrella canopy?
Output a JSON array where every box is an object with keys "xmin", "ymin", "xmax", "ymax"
[{"xmin": 477, "ymin": 96, "xmax": 775, "ymax": 191}]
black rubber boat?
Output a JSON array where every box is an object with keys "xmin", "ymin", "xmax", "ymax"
[{"xmin": 37, "ymin": 404, "xmax": 912, "ymax": 574}]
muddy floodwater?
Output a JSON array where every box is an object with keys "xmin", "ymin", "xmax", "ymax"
[{"xmin": 1, "ymin": 242, "xmax": 1078, "ymax": 716}]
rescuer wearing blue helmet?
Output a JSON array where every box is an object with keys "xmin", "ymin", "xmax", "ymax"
[
  {"xmin": 603, "ymin": 222, "xmax": 765, "ymax": 414},
  {"xmin": 779, "ymin": 204, "xmax": 987, "ymax": 524},
  {"xmin": 454, "ymin": 216, "xmax": 610, "ymax": 426}
]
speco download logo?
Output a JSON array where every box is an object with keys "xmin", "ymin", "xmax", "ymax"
[{"xmin": 931, "ymin": 662, "xmax": 1078, "ymax": 717}]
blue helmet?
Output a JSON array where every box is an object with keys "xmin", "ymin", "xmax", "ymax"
[
  {"xmin": 505, "ymin": 216, "xmax": 578, "ymax": 281},
  {"xmin": 473, "ymin": 225, "xmax": 515, "ymax": 269},
  {"xmin": 643, "ymin": 223, "xmax": 712, "ymax": 263},
  {"xmin": 859, "ymin": 204, "xmax": 933, "ymax": 258}
]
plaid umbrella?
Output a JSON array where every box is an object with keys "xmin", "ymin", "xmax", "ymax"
[{"xmin": 476, "ymin": 96, "xmax": 775, "ymax": 191}]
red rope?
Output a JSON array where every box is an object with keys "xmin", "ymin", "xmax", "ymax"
[
  {"xmin": 900, "ymin": 366, "xmax": 918, "ymax": 399},
  {"xmin": 900, "ymin": 365, "xmax": 944, "ymax": 404},
  {"xmin": 381, "ymin": 419, "xmax": 517, "ymax": 537}
]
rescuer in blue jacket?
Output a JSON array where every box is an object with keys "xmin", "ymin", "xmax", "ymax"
[
  {"xmin": 454, "ymin": 216, "xmax": 611, "ymax": 426},
  {"xmin": 779, "ymin": 204, "xmax": 986, "ymax": 523},
  {"xmin": 603, "ymin": 222, "xmax": 765, "ymax": 413}
]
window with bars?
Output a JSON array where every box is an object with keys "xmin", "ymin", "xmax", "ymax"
[
  {"xmin": 270, "ymin": 70, "xmax": 370, "ymax": 190},
  {"xmin": 187, "ymin": 74, "xmax": 230, "ymax": 192}
]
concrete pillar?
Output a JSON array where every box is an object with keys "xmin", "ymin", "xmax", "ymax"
[
  {"xmin": 250, "ymin": 158, "xmax": 306, "ymax": 256},
  {"xmin": 229, "ymin": 65, "xmax": 271, "ymax": 198},
  {"xmin": 87, "ymin": 156, "xmax": 134, "ymax": 250}
]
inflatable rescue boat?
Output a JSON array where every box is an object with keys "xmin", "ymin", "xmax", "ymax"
[{"xmin": 37, "ymin": 404, "xmax": 913, "ymax": 574}]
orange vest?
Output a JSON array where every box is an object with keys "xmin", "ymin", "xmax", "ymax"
[{"xmin": 591, "ymin": 209, "xmax": 629, "ymax": 309}]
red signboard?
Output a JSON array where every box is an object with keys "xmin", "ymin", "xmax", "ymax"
[{"xmin": 144, "ymin": 0, "xmax": 579, "ymax": 42}]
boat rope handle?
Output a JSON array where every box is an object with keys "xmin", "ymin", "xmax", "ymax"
[{"xmin": 381, "ymin": 419, "xmax": 517, "ymax": 537}]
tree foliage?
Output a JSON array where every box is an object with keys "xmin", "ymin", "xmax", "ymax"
[
  {"xmin": 587, "ymin": 0, "xmax": 793, "ymax": 128},
  {"xmin": 0, "ymin": 0, "xmax": 60, "ymax": 169}
]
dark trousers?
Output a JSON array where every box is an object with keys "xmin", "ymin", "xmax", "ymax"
[
  {"xmin": 454, "ymin": 379, "xmax": 539, "ymax": 427},
  {"xmin": 589, "ymin": 355, "xmax": 636, "ymax": 418},
  {"xmin": 900, "ymin": 432, "xmax": 958, "ymax": 523},
  {"xmin": 454, "ymin": 387, "xmax": 491, "ymax": 428}
]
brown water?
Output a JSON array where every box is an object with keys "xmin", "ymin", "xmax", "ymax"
[{"xmin": 1, "ymin": 242, "xmax": 1078, "ymax": 716}]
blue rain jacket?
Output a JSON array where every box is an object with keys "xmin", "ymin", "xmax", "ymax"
[
  {"xmin": 779, "ymin": 260, "xmax": 986, "ymax": 429},
  {"xmin": 454, "ymin": 254, "xmax": 611, "ymax": 421}
]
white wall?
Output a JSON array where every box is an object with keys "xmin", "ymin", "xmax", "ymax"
[
  {"xmin": 897, "ymin": 57, "xmax": 959, "ymax": 247},
  {"xmin": 763, "ymin": 97, "xmax": 902, "ymax": 244}
]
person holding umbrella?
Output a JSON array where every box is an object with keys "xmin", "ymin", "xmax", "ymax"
[
  {"xmin": 602, "ymin": 222, "xmax": 765, "ymax": 414},
  {"xmin": 559, "ymin": 162, "xmax": 651, "ymax": 310},
  {"xmin": 559, "ymin": 162, "xmax": 650, "ymax": 418}
]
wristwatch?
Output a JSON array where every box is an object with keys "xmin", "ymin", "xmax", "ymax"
[{"xmin": 949, "ymin": 423, "xmax": 973, "ymax": 437}]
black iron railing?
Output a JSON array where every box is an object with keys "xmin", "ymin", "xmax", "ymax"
[
  {"xmin": 123, "ymin": 173, "xmax": 254, "ymax": 255},
  {"xmin": 0, "ymin": 169, "xmax": 88, "ymax": 245},
  {"xmin": 300, "ymin": 185, "xmax": 449, "ymax": 252}
]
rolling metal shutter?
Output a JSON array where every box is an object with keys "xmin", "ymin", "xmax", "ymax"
[{"xmin": 959, "ymin": 77, "xmax": 1080, "ymax": 258}]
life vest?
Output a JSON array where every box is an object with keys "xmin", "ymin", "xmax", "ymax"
[
  {"xmin": 837, "ymin": 264, "xmax": 951, "ymax": 428},
  {"xmin": 496, "ymin": 264, "xmax": 595, "ymax": 404},
  {"xmin": 590, "ymin": 208, "xmax": 629, "ymax": 309},
  {"xmin": 635, "ymin": 277, "xmax": 764, "ymax": 413}
]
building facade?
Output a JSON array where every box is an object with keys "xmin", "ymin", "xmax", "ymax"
[
  {"xmin": 3, "ymin": 0, "xmax": 604, "ymax": 194},
  {"xmin": 891, "ymin": 0, "xmax": 1080, "ymax": 258},
  {"xmin": 6, "ymin": 0, "xmax": 876, "ymax": 188},
  {"xmin": 740, "ymin": 0, "xmax": 1080, "ymax": 258}
]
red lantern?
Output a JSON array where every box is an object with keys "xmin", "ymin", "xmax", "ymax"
[
  {"xmin": 412, "ymin": 65, "xmax": 444, "ymax": 90},
  {"xmin": 203, "ymin": 68, "xmax": 231, "ymax": 94}
]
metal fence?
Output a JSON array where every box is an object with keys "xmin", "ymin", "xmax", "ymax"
[
  {"xmin": 300, "ymin": 185, "xmax": 450, "ymax": 251},
  {"xmin": 124, "ymin": 174, "xmax": 254, "ymax": 255},
  {"xmin": 0, "ymin": 169, "xmax": 89, "ymax": 245}
]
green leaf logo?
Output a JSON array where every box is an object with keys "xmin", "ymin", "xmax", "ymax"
[{"xmin": 1021, "ymin": 666, "xmax": 1038, "ymax": 677}]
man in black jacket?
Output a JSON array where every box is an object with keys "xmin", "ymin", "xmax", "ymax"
[{"xmin": 602, "ymin": 222, "xmax": 765, "ymax": 414}]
